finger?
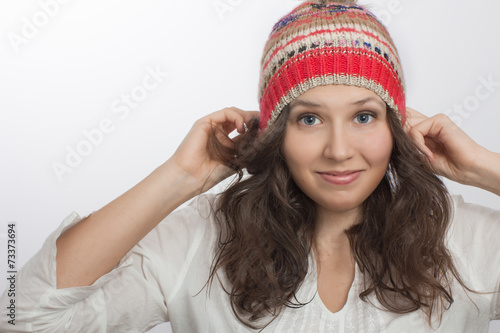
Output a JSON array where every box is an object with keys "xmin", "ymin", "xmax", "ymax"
[
  {"xmin": 407, "ymin": 117, "xmax": 445, "ymax": 161},
  {"xmin": 227, "ymin": 108, "xmax": 260, "ymax": 133},
  {"xmin": 206, "ymin": 108, "xmax": 249, "ymax": 135},
  {"xmin": 410, "ymin": 113, "xmax": 462, "ymax": 162},
  {"xmin": 404, "ymin": 107, "xmax": 428, "ymax": 133},
  {"xmin": 411, "ymin": 131, "xmax": 435, "ymax": 161},
  {"xmin": 411, "ymin": 114, "xmax": 456, "ymax": 141},
  {"xmin": 225, "ymin": 108, "xmax": 260, "ymax": 134},
  {"xmin": 242, "ymin": 110, "xmax": 260, "ymax": 122}
]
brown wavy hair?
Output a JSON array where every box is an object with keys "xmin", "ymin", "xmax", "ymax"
[{"xmin": 205, "ymin": 106, "xmax": 474, "ymax": 329}]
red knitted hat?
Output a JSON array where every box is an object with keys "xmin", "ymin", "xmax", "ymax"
[{"xmin": 258, "ymin": 0, "xmax": 406, "ymax": 130}]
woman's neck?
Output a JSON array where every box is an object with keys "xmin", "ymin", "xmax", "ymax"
[{"xmin": 313, "ymin": 205, "xmax": 360, "ymax": 259}]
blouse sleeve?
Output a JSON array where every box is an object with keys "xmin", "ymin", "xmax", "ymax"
[
  {"xmin": 446, "ymin": 195, "xmax": 500, "ymax": 320},
  {"xmin": 0, "ymin": 194, "xmax": 214, "ymax": 333}
]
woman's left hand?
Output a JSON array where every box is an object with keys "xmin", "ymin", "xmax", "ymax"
[{"xmin": 404, "ymin": 107, "xmax": 500, "ymax": 195}]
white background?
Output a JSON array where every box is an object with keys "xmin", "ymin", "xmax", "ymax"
[{"xmin": 0, "ymin": 0, "xmax": 499, "ymax": 332}]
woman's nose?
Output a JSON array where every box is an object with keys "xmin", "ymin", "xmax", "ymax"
[{"xmin": 322, "ymin": 125, "xmax": 355, "ymax": 162}]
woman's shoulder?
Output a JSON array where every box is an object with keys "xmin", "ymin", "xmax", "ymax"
[
  {"xmin": 447, "ymin": 194, "xmax": 500, "ymax": 244},
  {"xmin": 446, "ymin": 194, "xmax": 500, "ymax": 285},
  {"xmin": 448, "ymin": 194, "xmax": 500, "ymax": 230}
]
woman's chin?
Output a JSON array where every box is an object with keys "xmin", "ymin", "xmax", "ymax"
[{"xmin": 316, "ymin": 197, "xmax": 363, "ymax": 216}]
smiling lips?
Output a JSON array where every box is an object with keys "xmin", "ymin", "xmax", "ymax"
[{"xmin": 318, "ymin": 170, "xmax": 362, "ymax": 185}]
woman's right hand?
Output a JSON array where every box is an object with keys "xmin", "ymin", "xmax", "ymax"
[{"xmin": 168, "ymin": 107, "xmax": 260, "ymax": 194}]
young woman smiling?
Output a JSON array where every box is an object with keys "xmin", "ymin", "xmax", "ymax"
[{"xmin": 2, "ymin": 1, "xmax": 499, "ymax": 332}]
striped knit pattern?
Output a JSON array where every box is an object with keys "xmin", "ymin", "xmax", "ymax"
[{"xmin": 258, "ymin": 1, "xmax": 406, "ymax": 130}]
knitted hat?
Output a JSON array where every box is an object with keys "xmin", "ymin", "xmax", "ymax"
[{"xmin": 257, "ymin": 0, "xmax": 406, "ymax": 130}]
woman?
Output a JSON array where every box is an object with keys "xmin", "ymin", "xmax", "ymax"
[{"xmin": 1, "ymin": 0, "xmax": 499, "ymax": 332}]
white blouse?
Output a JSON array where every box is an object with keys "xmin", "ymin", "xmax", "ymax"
[{"xmin": 1, "ymin": 194, "xmax": 499, "ymax": 332}]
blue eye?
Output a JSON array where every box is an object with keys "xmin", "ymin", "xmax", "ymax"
[
  {"xmin": 300, "ymin": 115, "xmax": 320, "ymax": 126},
  {"xmin": 354, "ymin": 113, "xmax": 374, "ymax": 124}
]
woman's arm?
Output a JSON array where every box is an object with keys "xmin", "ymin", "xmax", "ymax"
[
  {"xmin": 56, "ymin": 107, "xmax": 258, "ymax": 289},
  {"xmin": 466, "ymin": 150, "xmax": 500, "ymax": 196},
  {"xmin": 56, "ymin": 161, "xmax": 197, "ymax": 288},
  {"xmin": 405, "ymin": 108, "xmax": 500, "ymax": 196}
]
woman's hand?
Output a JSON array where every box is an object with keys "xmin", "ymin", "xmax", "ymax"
[
  {"xmin": 404, "ymin": 107, "xmax": 500, "ymax": 196},
  {"xmin": 168, "ymin": 107, "xmax": 259, "ymax": 194}
]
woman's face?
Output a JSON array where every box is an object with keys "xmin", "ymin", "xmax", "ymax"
[{"xmin": 282, "ymin": 85, "xmax": 393, "ymax": 216}]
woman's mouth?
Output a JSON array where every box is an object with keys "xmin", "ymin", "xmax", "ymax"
[{"xmin": 317, "ymin": 170, "xmax": 362, "ymax": 185}]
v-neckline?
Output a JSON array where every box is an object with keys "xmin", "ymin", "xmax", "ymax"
[{"xmin": 309, "ymin": 249, "xmax": 360, "ymax": 317}]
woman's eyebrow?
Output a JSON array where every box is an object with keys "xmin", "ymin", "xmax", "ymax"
[
  {"xmin": 289, "ymin": 97, "xmax": 385, "ymax": 110},
  {"xmin": 352, "ymin": 97, "xmax": 386, "ymax": 108},
  {"xmin": 289, "ymin": 99, "xmax": 322, "ymax": 110}
]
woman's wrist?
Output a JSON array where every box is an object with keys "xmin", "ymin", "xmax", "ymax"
[
  {"xmin": 154, "ymin": 160, "xmax": 206, "ymax": 210},
  {"xmin": 466, "ymin": 149, "xmax": 500, "ymax": 196}
]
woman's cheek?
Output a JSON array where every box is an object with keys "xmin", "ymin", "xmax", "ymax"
[{"xmin": 361, "ymin": 129, "xmax": 393, "ymax": 164}]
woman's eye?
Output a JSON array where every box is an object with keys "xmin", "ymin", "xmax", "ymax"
[
  {"xmin": 299, "ymin": 115, "xmax": 321, "ymax": 126},
  {"xmin": 354, "ymin": 113, "xmax": 375, "ymax": 124}
]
